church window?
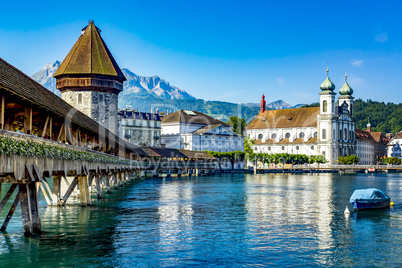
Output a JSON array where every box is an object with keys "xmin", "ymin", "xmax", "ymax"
[
  {"xmin": 350, "ymin": 104, "xmax": 353, "ymax": 116},
  {"xmin": 258, "ymin": 134, "xmax": 263, "ymax": 139},
  {"xmin": 323, "ymin": 100, "xmax": 328, "ymax": 113},
  {"xmin": 311, "ymin": 146, "xmax": 314, "ymax": 150},
  {"xmin": 99, "ymin": 93, "xmax": 104, "ymax": 103},
  {"xmin": 299, "ymin": 132, "xmax": 305, "ymax": 138},
  {"xmin": 272, "ymin": 133, "xmax": 277, "ymax": 139},
  {"xmin": 333, "ymin": 129, "xmax": 336, "ymax": 139},
  {"xmin": 322, "ymin": 129, "xmax": 326, "ymax": 139},
  {"xmin": 282, "ymin": 146, "xmax": 285, "ymax": 150},
  {"xmin": 322, "ymin": 151, "xmax": 326, "ymax": 156},
  {"xmin": 344, "ymin": 128, "xmax": 348, "ymax": 140},
  {"xmin": 314, "ymin": 132, "xmax": 317, "ymax": 138},
  {"xmin": 296, "ymin": 146, "xmax": 299, "ymax": 150},
  {"xmin": 268, "ymin": 147, "xmax": 271, "ymax": 151},
  {"xmin": 285, "ymin": 133, "xmax": 290, "ymax": 139},
  {"xmin": 78, "ymin": 93, "xmax": 82, "ymax": 104},
  {"xmin": 340, "ymin": 129, "xmax": 343, "ymax": 140}
]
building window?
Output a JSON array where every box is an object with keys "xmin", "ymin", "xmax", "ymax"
[
  {"xmin": 311, "ymin": 146, "xmax": 314, "ymax": 150},
  {"xmin": 282, "ymin": 146, "xmax": 285, "ymax": 150},
  {"xmin": 344, "ymin": 128, "xmax": 348, "ymax": 140},
  {"xmin": 258, "ymin": 134, "xmax": 263, "ymax": 139},
  {"xmin": 299, "ymin": 132, "xmax": 305, "ymax": 138},
  {"xmin": 78, "ymin": 93, "xmax": 82, "ymax": 104},
  {"xmin": 322, "ymin": 129, "xmax": 326, "ymax": 139},
  {"xmin": 285, "ymin": 133, "xmax": 290, "ymax": 139},
  {"xmin": 272, "ymin": 133, "xmax": 277, "ymax": 139},
  {"xmin": 296, "ymin": 146, "xmax": 299, "ymax": 150},
  {"xmin": 314, "ymin": 132, "xmax": 317, "ymax": 138},
  {"xmin": 99, "ymin": 93, "xmax": 104, "ymax": 103},
  {"xmin": 323, "ymin": 100, "xmax": 327, "ymax": 113},
  {"xmin": 268, "ymin": 147, "xmax": 271, "ymax": 151}
]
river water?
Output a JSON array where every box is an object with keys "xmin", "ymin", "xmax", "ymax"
[{"xmin": 0, "ymin": 173, "xmax": 401, "ymax": 267}]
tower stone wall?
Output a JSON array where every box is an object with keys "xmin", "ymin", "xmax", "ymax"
[{"xmin": 61, "ymin": 91, "xmax": 118, "ymax": 134}]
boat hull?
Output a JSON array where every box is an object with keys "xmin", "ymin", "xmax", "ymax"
[{"xmin": 352, "ymin": 200, "xmax": 390, "ymax": 211}]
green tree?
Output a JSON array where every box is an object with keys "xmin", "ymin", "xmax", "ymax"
[
  {"xmin": 227, "ymin": 116, "xmax": 247, "ymax": 135},
  {"xmin": 338, "ymin": 155, "xmax": 360, "ymax": 165}
]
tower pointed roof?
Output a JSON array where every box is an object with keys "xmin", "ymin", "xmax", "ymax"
[
  {"xmin": 320, "ymin": 67, "xmax": 335, "ymax": 91},
  {"xmin": 54, "ymin": 21, "xmax": 126, "ymax": 81},
  {"xmin": 339, "ymin": 74, "xmax": 353, "ymax": 97}
]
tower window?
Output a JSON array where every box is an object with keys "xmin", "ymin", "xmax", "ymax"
[
  {"xmin": 322, "ymin": 129, "xmax": 326, "ymax": 139},
  {"xmin": 299, "ymin": 132, "xmax": 305, "ymax": 138},
  {"xmin": 258, "ymin": 134, "xmax": 263, "ymax": 140},
  {"xmin": 272, "ymin": 133, "xmax": 277, "ymax": 139},
  {"xmin": 314, "ymin": 132, "xmax": 317, "ymax": 138},
  {"xmin": 78, "ymin": 93, "xmax": 82, "ymax": 104},
  {"xmin": 285, "ymin": 133, "xmax": 290, "ymax": 139},
  {"xmin": 323, "ymin": 100, "xmax": 328, "ymax": 113}
]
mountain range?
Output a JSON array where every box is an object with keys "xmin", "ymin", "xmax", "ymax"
[{"xmin": 31, "ymin": 61, "xmax": 304, "ymax": 122}]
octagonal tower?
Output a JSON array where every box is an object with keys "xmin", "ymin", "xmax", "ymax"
[{"xmin": 53, "ymin": 21, "xmax": 126, "ymax": 134}]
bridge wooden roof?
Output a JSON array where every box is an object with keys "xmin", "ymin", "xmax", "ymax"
[
  {"xmin": 53, "ymin": 21, "xmax": 126, "ymax": 81},
  {"xmin": 0, "ymin": 57, "xmax": 144, "ymax": 156}
]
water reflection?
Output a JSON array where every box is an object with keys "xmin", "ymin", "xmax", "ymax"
[{"xmin": 0, "ymin": 174, "xmax": 401, "ymax": 267}]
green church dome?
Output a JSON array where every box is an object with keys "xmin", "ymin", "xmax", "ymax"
[
  {"xmin": 320, "ymin": 68, "xmax": 335, "ymax": 91},
  {"xmin": 339, "ymin": 75, "xmax": 353, "ymax": 96}
]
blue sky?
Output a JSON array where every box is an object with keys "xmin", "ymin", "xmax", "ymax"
[{"xmin": 1, "ymin": 0, "xmax": 401, "ymax": 105}]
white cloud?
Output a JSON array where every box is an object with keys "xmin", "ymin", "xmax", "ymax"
[
  {"xmin": 347, "ymin": 76, "xmax": 365, "ymax": 87},
  {"xmin": 351, "ymin": 60, "xmax": 364, "ymax": 67},
  {"xmin": 375, "ymin": 32, "xmax": 388, "ymax": 43},
  {"xmin": 276, "ymin": 77, "xmax": 285, "ymax": 87}
]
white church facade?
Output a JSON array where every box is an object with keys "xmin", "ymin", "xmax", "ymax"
[{"xmin": 246, "ymin": 70, "xmax": 357, "ymax": 165}]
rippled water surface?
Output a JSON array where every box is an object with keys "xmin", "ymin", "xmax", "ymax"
[{"xmin": 1, "ymin": 173, "xmax": 402, "ymax": 267}]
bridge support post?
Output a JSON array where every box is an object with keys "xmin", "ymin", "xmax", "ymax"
[
  {"xmin": 105, "ymin": 174, "xmax": 111, "ymax": 193},
  {"xmin": 52, "ymin": 176, "xmax": 61, "ymax": 205},
  {"xmin": 78, "ymin": 175, "xmax": 90, "ymax": 206},
  {"xmin": 177, "ymin": 169, "xmax": 181, "ymax": 177},
  {"xmin": 95, "ymin": 175, "xmax": 102, "ymax": 199},
  {"xmin": 19, "ymin": 183, "xmax": 41, "ymax": 236},
  {"xmin": 167, "ymin": 169, "xmax": 171, "ymax": 178},
  {"xmin": 114, "ymin": 173, "xmax": 118, "ymax": 189}
]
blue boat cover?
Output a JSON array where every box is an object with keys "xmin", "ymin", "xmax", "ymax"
[{"xmin": 349, "ymin": 188, "xmax": 390, "ymax": 203}]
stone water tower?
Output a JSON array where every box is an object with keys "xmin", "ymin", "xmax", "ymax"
[{"xmin": 53, "ymin": 21, "xmax": 126, "ymax": 134}]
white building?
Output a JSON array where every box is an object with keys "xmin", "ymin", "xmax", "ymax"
[
  {"xmin": 387, "ymin": 132, "xmax": 402, "ymax": 158},
  {"xmin": 246, "ymin": 70, "xmax": 358, "ymax": 165},
  {"xmin": 355, "ymin": 129, "xmax": 377, "ymax": 165},
  {"xmin": 161, "ymin": 110, "xmax": 244, "ymax": 152},
  {"xmin": 118, "ymin": 110, "xmax": 161, "ymax": 147}
]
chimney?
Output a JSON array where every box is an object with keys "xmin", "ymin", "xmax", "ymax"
[{"xmin": 260, "ymin": 94, "xmax": 266, "ymax": 113}]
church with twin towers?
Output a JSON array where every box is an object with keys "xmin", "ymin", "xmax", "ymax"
[{"xmin": 246, "ymin": 69, "xmax": 356, "ymax": 165}]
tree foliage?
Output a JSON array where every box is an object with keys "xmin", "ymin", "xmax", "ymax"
[
  {"xmin": 338, "ymin": 155, "xmax": 360, "ymax": 165},
  {"xmin": 227, "ymin": 116, "xmax": 246, "ymax": 135},
  {"xmin": 384, "ymin": 157, "xmax": 402, "ymax": 165}
]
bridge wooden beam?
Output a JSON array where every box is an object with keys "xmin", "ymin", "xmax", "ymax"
[
  {"xmin": 41, "ymin": 115, "xmax": 50, "ymax": 138},
  {"xmin": 23, "ymin": 107, "xmax": 32, "ymax": 135},
  {"xmin": 0, "ymin": 191, "xmax": 20, "ymax": 232},
  {"xmin": 0, "ymin": 95, "xmax": 4, "ymax": 129}
]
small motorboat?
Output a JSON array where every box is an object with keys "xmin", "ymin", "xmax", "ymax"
[{"xmin": 349, "ymin": 188, "xmax": 390, "ymax": 210}]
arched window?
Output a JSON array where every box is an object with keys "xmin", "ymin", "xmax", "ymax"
[
  {"xmin": 340, "ymin": 129, "xmax": 343, "ymax": 140},
  {"xmin": 314, "ymin": 132, "xmax": 317, "ymax": 138},
  {"xmin": 285, "ymin": 133, "xmax": 291, "ymax": 139},
  {"xmin": 299, "ymin": 132, "xmax": 305, "ymax": 138},
  {"xmin": 322, "ymin": 129, "xmax": 326, "ymax": 139},
  {"xmin": 333, "ymin": 129, "xmax": 336, "ymax": 139},
  {"xmin": 323, "ymin": 100, "xmax": 328, "ymax": 113},
  {"xmin": 272, "ymin": 133, "xmax": 277, "ymax": 139},
  {"xmin": 282, "ymin": 146, "xmax": 285, "ymax": 150},
  {"xmin": 350, "ymin": 104, "xmax": 353, "ymax": 116},
  {"xmin": 344, "ymin": 128, "xmax": 348, "ymax": 140},
  {"xmin": 258, "ymin": 134, "xmax": 263, "ymax": 140}
]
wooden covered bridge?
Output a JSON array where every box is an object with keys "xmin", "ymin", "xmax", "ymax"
[{"xmin": 0, "ymin": 58, "xmax": 216, "ymax": 236}]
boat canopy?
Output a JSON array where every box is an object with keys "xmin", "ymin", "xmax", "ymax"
[{"xmin": 349, "ymin": 188, "xmax": 390, "ymax": 203}]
